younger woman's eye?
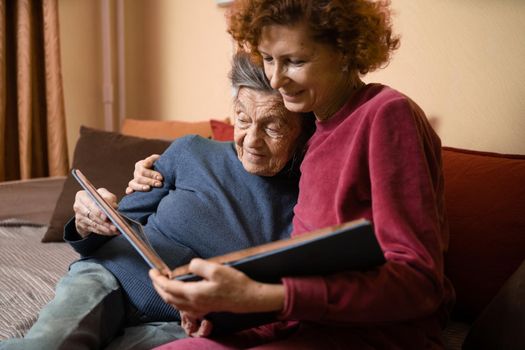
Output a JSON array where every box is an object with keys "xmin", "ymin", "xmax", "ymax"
[
  {"xmin": 289, "ymin": 59, "xmax": 305, "ymax": 66},
  {"xmin": 261, "ymin": 55, "xmax": 273, "ymax": 63},
  {"xmin": 282, "ymin": 56, "xmax": 305, "ymax": 66}
]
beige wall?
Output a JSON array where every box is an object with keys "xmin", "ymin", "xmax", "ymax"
[
  {"xmin": 125, "ymin": 0, "xmax": 233, "ymax": 122},
  {"xmin": 366, "ymin": 0, "xmax": 525, "ymax": 154},
  {"xmin": 59, "ymin": 0, "xmax": 525, "ymax": 158}
]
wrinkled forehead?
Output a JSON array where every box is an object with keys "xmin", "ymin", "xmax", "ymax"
[{"xmin": 234, "ymin": 87, "xmax": 293, "ymax": 122}]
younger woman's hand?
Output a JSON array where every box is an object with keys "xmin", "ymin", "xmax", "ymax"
[
  {"xmin": 149, "ymin": 259, "xmax": 285, "ymax": 322},
  {"xmin": 125, "ymin": 154, "xmax": 164, "ymax": 194}
]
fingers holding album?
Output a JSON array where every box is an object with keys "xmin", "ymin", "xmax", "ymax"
[
  {"xmin": 149, "ymin": 269, "xmax": 198, "ymax": 312},
  {"xmin": 181, "ymin": 311, "xmax": 213, "ymax": 337},
  {"xmin": 97, "ymin": 188, "xmax": 118, "ymax": 208},
  {"xmin": 73, "ymin": 189, "xmax": 118, "ymax": 237},
  {"xmin": 150, "ymin": 259, "xmax": 282, "ymax": 317}
]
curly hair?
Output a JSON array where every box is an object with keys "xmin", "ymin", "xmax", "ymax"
[{"xmin": 227, "ymin": 0, "xmax": 400, "ymax": 75}]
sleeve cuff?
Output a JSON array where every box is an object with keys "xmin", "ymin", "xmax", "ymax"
[
  {"xmin": 278, "ymin": 276, "xmax": 328, "ymax": 321},
  {"xmin": 64, "ymin": 217, "xmax": 111, "ymax": 255}
]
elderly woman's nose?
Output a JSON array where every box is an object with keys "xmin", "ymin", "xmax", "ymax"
[{"xmin": 244, "ymin": 126, "xmax": 264, "ymax": 146}]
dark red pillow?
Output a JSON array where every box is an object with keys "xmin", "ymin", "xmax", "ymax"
[
  {"xmin": 210, "ymin": 119, "xmax": 234, "ymax": 141},
  {"xmin": 442, "ymin": 147, "xmax": 525, "ymax": 321}
]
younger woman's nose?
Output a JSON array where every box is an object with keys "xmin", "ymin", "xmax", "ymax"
[{"xmin": 269, "ymin": 63, "xmax": 288, "ymax": 90}]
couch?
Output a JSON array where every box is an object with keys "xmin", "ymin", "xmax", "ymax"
[{"xmin": 1, "ymin": 119, "xmax": 524, "ymax": 349}]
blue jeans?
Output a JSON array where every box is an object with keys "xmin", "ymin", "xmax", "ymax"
[{"xmin": 0, "ymin": 261, "xmax": 186, "ymax": 350}]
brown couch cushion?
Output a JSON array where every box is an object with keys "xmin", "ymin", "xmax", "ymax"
[
  {"xmin": 0, "ymin": 177, "xmax": 66, "ymax": 225},
  {"xmin": 443, "ymin": 147, "xmax": 525, "ymax": 321},
  {"xmin": 42, "ymin": 126, "xmax": 171, "ymax": 242}
]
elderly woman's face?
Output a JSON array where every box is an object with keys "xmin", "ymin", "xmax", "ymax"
[
  {"xmin": 258, "ymin": 21, "xmax": 351, "ymax": 121},
  {"xmin": 234, "ymin": 88, "xmax": 302, "ymax": 176}
]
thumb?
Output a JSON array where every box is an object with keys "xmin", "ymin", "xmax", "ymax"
[
  {"xmin": 195, "ymin": 319, "xmax": 213, "ymax": 337},
  {"xmin": 98, "ymin": 188, "xmax": 118, "ymax": 208},
  {"xmin": 145, "ymin": 154, "xmax": 161, "ymax": 167},
  {"xmin": 188, "ymin": 258, "xmax": 220, "ymax": 280}
]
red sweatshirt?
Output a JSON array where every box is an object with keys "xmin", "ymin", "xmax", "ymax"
[
  {"xmin": 278, "ymin": 84, "xmax": 455, "ymax": 346},
  {"xmin": 153, "ymin": 85, "xmax": 455, "ymax": 349}
]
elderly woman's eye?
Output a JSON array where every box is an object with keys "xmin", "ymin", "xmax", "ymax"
[
  {"xmin": 265, "ymin": 126, "xmax": 282, "ymax": 138},
  {"xmin": 235, "ymin": 115, "xmax": 251, "ymax": 128}
]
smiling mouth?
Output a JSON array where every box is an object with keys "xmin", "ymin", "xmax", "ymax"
[
  {"xmin": 245, "ymin": 150, "xmax": 266, "ymax": 163},
  {"xmin": 280, "ymin": 90, "xmax": 303, "ymax": 101},
  {"xmin": 281, "ymin": 90, "xmax": 301, "ymax": 97}
]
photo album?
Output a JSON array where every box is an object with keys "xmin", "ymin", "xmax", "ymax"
[{"xmin": 72, "ymin": 168, "xmax": 385, "ymax": 283}]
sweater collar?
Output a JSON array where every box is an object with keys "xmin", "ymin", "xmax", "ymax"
[{"xmin": 315, "ymin": 83, "xmax": 378, "ymax": 133}]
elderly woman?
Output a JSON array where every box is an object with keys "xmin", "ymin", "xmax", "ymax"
[
  {"xmin": 150, "ymin": 1, "xmax": 454, "ymax": 349},
  {"xmin": 0, "ymin": 53, "xmax": 314, "ymax": 350}
]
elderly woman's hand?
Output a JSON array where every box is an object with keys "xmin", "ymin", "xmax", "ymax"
[
  {"xmin": 149, "ymin": 258, "xmax": 285, "ymax": 333},
  {"xmin": 73, "ymin": 189, "xmax": 118, "ymax": 237},
  {"xmin": 125, "ymin": 154, "xmax": 164, "ymax": 194},
  {"xmin": 180, "ymin": 311, "xmax": 214, "ymax": 337}
]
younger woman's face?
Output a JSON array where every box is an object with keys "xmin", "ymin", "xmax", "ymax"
[
  {"xmin": 234, "ymin": 88, "xmax": 302, "ymax": 176},
  {"xmin": 258, "ymin": 21, "xmax": 352, "ymax": 122}
]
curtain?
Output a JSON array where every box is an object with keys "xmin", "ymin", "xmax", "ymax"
[{"xmin": 0, "ymin": 0, "xmax": 68, "ymax": 182}]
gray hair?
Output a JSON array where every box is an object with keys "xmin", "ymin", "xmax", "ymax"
[{"xmin": 229, "ymin": 52, "xmax": 276, "ymax": 98}]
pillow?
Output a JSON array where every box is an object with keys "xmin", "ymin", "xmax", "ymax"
[
  {"xmin": 42, "ymin": 126, "xmax": 171, "ymax": 242},
  {"xmin": 210, "ymin": 119, "xmax": 234, "ymax": 141},
  {"xmin": 462, "ymin": 259, "xmax": 525, "ymax": 350},
  {"xmin": 121, "ymin": 118, "xmax": 228, "ymax": 140},
  {"xmin": 442, "ymin": 147, "xmax": 525, "ymax": 321}
]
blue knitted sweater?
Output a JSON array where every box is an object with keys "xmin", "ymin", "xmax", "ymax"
[{"xmin": 65, "ymin": 136, "xmax": 299, "ymax": 321}]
